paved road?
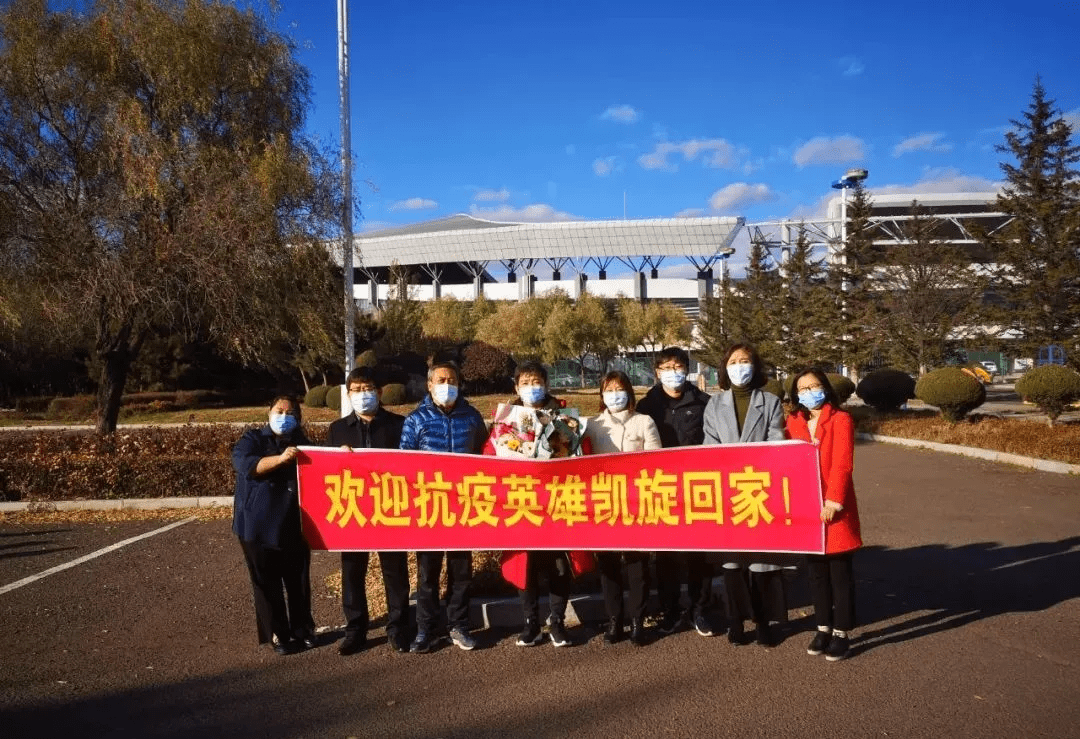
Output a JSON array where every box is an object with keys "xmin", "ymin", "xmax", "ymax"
[{"xmin": 1, "ymin": 441, "xmax": 1078, "ymax": 739}]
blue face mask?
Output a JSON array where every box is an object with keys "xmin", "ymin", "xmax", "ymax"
[
  {"xmin": 602, "ymin": 390, "xmax": 629, "ymax": 412},
  {"xmin": 798, "ymin": 388, "xmax": 827, "ymax": 410},
  {"xmin": 432, "ymin": 383, "xmax": 458, "ymax": 406},
  {"xmin": 269, "ymin": 412, "xmax": 297, "ymax": 436},
  {"xmin": 726, "ymin": 362, "xmax": 754, "ymax": 387},
  {"xmin": 659, "ymin": 370, "xmax": 687, "ymax": 390},
  {"xmin": 350, "ymin": 391, "xmax": 379, "ymax": 415},
  {"xmin": 518, "ymin": 385, "xmax": 546, "ymax": 406}
]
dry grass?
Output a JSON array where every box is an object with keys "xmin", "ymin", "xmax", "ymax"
[{"xmin": 851, "ymin": 407, "xmax": 1080, "ymax": 466}]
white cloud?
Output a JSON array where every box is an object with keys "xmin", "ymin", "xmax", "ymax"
[
  {"xmin": 793, "ymin": 136, "xmax": 866, "ymax": 167},
  {"xmin": 871, "ymin": 167, "xmax": 1002, "ymax": 195},
  {"xmin": 708, "ymin": 183, "xmax": 776, "ymax": 212},
  {"xmin": 593, "ymin": 157, "xmax": 617, "ymax": 177},
  {"xmin": 469, "ymin": 203, "xmax": 579, "ymax": 222},
  {"xmin": 893, "ymin": 132, "xmax": 953, "ymax": 157},
  {"xmin": 675, "ymin": 208, "xmax": 706, "ymax": 218},
  {"xmin": 474, "ymin": 188, "xmax": 510, "ymax": 202},
  {"xmin": 838, "ymin": 56, "xmax": 864, "ymax": 76},
  {"xmin": 388, "ymin": 197, "xmax": 438, "ymax": 212},
  {"xmin": 638, "ymin": 138, "xmax": 741, "ymax": 171},
  {"xmin": 600, "ymin": 104, "xmax": 640, "ymax": 124},
  {"xmin": 1063, "ymin": 108, "xmax": 1080, "ymax": 132}
]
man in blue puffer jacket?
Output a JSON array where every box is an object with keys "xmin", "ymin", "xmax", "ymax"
[{"xmin": 400, "ymin": 361, "xmax": 487, "ymax": 653}]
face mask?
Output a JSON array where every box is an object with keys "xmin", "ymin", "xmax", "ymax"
[
  {"xmin": 269, "ymin": 412, "xmax": 297, "ymax": 436},
  {"xmin": 603, "ymin": 390, "xmax": 629, "ymax": 412},
  {"xmin": 432, "ymin": 383, "xmax": 458, "ymax": 406},
  {"xmin": 726, "ymin": 363, "xmax": 754, "ymax": 387},
  {"xmin": 518, "ymin": 385, "xmax": 546, "ymax": 406},
  {"xmin": 659, "ymin": 370, "xmax": 687, "ymax": 390},
  {"xmin": 798, "ymin": 388, "xmax": 827, "ymax": 410},
  {"xmin": 350, "ymin": 391, "xmax": 379, "ymax": 415}
]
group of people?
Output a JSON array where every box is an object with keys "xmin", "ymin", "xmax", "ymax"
[{"xmin": 230, "ymin": 343, "xmax": 862, "ymax": 662}]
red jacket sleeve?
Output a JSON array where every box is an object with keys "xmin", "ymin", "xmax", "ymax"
[{"xmin": 823, "ymin": 411, "xmax": 855, "ymax": 507}]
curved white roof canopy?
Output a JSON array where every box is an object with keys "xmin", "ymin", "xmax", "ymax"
[{"xmin": 353, "ymin": 214, "xmax": 745, "ymax": 270}]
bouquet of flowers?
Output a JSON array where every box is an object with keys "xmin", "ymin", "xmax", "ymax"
[{"xmin": 488, "ymin": 403, "xmax": 586, "ymax": 459}]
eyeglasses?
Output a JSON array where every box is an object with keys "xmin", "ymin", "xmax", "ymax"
[
  {"xmin": 797, "ymin": 383, "xmax": 825, "ymax": 393},
  {"xmin": 657, "ymin": 364, "xmax": 687, "ymax": 372}
]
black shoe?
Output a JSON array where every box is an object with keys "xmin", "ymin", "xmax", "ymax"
[
  {"xmin": 727, "ymin": 621, "xmax": 748, "ymax": 645},
  {"xmin": 629, "ymin": 619, "xmax": 648, "ymax": 647},
  {"xmin": 298, "ymin": 630, "xmax": 319, "ymax": 650},
  {"xmin": 272, "ymin": 639, "xmax": 301, "ymax": 656},
  {"xmin": 692, "ymin": 613, "xmax": 715, "ymax": 637},
  {"xmin": 656, "ymin": 612, "xmax": 680, "ymax": 635},
  {"xmin": 410, "ymin": 631, "xmax": 435, "ymax": 654},
  {"xmin": 824, "ymin": 634, "xmax": 850, "ymax": 661},
  {"xmin": 548, "ymin": 619, "xmax": 571, "ymax": 648},
  {"xmin": 516, "ymin": 619, "xmax": 544, "ymax": 647},
  {"xmin": 337, "ymin": 632, "xmax": 367, "ymax": 656},
  {"xmin": 807, "ymin": 630, "xmax": 831, "ymax": 656},
  {"xmin": 603, "ymin": 619, "xmax": 624, "ymax": 645},
  {"xmin": 387, "ymin": 629, "xmax": 410, "ymax": 654},
  {"xmin": 755, "ymin": 622, "xmax": 774, "ymax": 647}
]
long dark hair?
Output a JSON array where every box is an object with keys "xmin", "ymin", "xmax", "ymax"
[
  {"xmin": 717, "ymin": 342, "xmax": 767, "ymax": 390},
  {"xmin": 598, "ymin": 370, "xmax": 636, "ymax": 412},
  {"xmin": 789, "ymin": 367, "xmax": 841, "ymax": 417}
]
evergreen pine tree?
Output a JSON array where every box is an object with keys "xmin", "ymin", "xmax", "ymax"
[{"xmin": 988, "ymin": 78, "xmax": 1080, "ymax": 369}]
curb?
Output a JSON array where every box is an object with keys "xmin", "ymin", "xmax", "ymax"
[
  {"xmin": 856, "ymin": 433, "xmax": 1080, "ymax": 475},
  {"xmin": 0, "ymin": 496, "xmax": 233, "ymax": 513}
]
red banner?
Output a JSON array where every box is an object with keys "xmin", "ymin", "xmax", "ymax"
[{"xmin": 297, "ymin": 441, "xmax": 824, "ymax": 554}]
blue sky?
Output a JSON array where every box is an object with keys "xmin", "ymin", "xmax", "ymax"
[{"xmin": 273, "ymin": 0, "xmax": 1078, "ymax": 265}]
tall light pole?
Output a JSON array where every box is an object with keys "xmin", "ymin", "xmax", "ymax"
[
  {"xmin": 831, "ymin": 168, "xmax": 868, "ymax": 379},
  {"xmin": 338, "ymin": 0, "xmax": 355, "ymax": 375}
]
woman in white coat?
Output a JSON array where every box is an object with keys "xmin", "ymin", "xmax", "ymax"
[
  {"xmin": 702, "ymin": 343, "xmax": 787, "ymax": 646},
  {"xmin": 585, "ymin": 370, "xmax": 662, "ymax": 646}
]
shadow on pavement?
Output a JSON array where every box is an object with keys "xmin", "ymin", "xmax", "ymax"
[{"xmin": 853, "ymin": 536, "xmax": 1080, "ymax": 656}]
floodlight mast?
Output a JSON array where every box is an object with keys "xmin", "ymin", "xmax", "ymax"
[
  {"xmin": 830, "ymin": 168, "xmax": 868, "ymax": 379},
  {"xmin": 338, "ymin": 0, "xmax": 355, "ymax": 375}
]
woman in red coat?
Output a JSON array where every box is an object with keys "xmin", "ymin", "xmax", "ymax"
[{"xmin": 786, "ymin": 368, "xmax": 862, "ymax": 661}]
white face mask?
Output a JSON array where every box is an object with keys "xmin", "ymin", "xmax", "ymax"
[
  {"xmin": 659, "ymin": 370, "xmax": 687, "ymax": 390},
  {"xmin": 432, "ymin": 383, "xmax": 458, "ymax": 406},
  {"xmin": 518, "ymin": 385, "xmax": 546, "ymax": 406},
  {"xmin": 269, "ymin": 412, "xmax": 297, "ymax": 436},
  {"xmin": 602, "ymin": 390, "xmax": 629, "ymax": 412},
  {"xmin": 726, "ymin": 362, "xmax": 754, "ymax": 387},
  {"xmin": 350, "ymin": 391, "xmax": 379, "ymax": 415}
]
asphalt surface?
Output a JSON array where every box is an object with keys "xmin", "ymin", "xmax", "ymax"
[{"xmin": 1, "ymin": 441, "xmax": 1078, "ymax": 739}]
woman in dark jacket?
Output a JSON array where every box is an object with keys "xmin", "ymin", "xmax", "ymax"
[{"xmin": 231, "ymin": 395, "xmax": 316, "ymax": 655}]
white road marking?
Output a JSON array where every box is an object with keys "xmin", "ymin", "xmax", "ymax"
[{"xmin": 0, "ymin": 517, "xmax": 195, "ymax": 596}]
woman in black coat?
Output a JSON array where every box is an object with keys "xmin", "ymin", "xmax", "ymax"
[{"xmin": 231, "ymin": 395, "xmax": 316, "ymax": 655}]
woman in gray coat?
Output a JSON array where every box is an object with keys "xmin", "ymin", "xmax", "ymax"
[{"xmin": 702, "ymin": 343, "xmax": 787, "ymax": 646}]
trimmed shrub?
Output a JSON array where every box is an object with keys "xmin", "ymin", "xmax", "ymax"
[
  {"xmin": 857, "ymin": 369, "xmax": 916, "ymax": 412},
  {"xmin": 355, "ymin": 350, "xmax": 378, "ymax": 368},
  {"xmin": 915, "ymin": 367, "xmax": 986, "ymax": 422},
  {"xmin": 45, "ymin": 395, "xmax": 96, "ymax": 421},
  {"xmin": 826, "ymin": 373, "xmax": 856, "ymax": 405},
  {"xmin": 462, "ymin": 341, "xmax": 515, "ymax": 395},
  {"xmin": 762, "ymin": 377, "xmax": 785, "ymax": 400},
  {"xmin": 1015, "ymin": 365, "xmax": 1080, "ymax": 425},
  {"xmin": 325, "ymin": 384, "xmax": 343, "ymax": 412},
  {"xmin": 304, "ymin": 384, "xmax": 330, "ymax": 407},
  {"xmin": 15, "ymin": 396, "xmax": 54, "ymax": 414},
  {"xmin": 381, "ymin": 382, "xmax": 408, "ymax": 406}
]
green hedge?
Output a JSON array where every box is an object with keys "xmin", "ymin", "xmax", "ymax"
[
  {"xmin": 1015, "ymin": 365, "xmax": 1080, "ymax": 424},
  {"xmin": 857, "ymin": 369, "xmax": 916, "ymax": 412},
  {"xmin": 915, "ymin": 367, "xmax": 986, "ymax": 422}
]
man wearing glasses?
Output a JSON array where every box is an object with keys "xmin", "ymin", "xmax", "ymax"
[{"xmin": 636, "ymin": 346, "xmax": 717, "ymax": 638}]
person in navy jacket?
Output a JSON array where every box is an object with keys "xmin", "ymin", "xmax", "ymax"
[
  {"xmin": 399, "ymin": 361, "xmax": 487, "ymax": 653},
  {"xmin": 231, "ymin": 395, "xmax": 315, "ymax": 655},
  {"xmin": 328, "ymin": 367, "xmax": 407, "ymax": 656}
]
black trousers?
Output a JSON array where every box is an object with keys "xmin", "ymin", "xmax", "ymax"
[
  {"xmin": 341, "ymin": 550, "xmax": 411, "ymax": 637},
  {"xmin": 655, "ymin": 551, "xmax": 714, "ymax": 618},
  {"xmin": 598, "ymin": 551, "xmax": 650, "ymax": 623},
  {"xmin": 519, "ymin": 551, "xmax": 570, "ymax": 623},
  {"xmin": 238, "ymin": 538, "xmax": 314, "ymax": 645},
  {"xmin": 416, "ymin": 550, "xmax": 472, "ymax": 632},
  {"xmin": 806, "ymin": 552, "xmax": 856, "ymax": 631},
  {"xmin": 723, "ymin": 566, "xmax": 787, "ymax": 625}
]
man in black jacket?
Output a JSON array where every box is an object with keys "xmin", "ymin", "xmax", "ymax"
[
  {"xmin": 636, "ymin": 346, "xmax": 717, "ymax": 638},
  {"xmin": 327, "ymin": 367, "xmax": 408, "ymax": 655}
]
